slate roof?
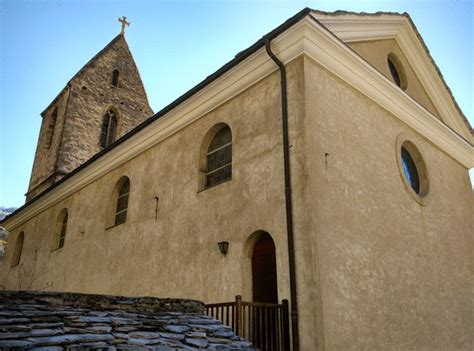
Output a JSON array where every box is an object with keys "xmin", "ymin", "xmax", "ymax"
[{"xmin": 0, "ymin": 291, "xmax": 255, "ymax": 350}]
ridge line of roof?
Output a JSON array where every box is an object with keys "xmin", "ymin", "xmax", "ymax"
[
  {"xmin": 311, "ymin": 9, "xmax": 409, "ymax": 18},
  {"xmin": 402, "ymin": 15, "xmax": 472, "ymax": 131}
]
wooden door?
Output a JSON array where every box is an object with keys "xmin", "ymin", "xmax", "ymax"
[{"xmin": 252, "ymin": 232, "xmax": 278, "ymax": 303}]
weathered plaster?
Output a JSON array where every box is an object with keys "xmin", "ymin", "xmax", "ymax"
[
  {"xmin": 1, "ymin": 59, "xmax": 307, "ymax": 310},
  {"xmin": 302, "ymin": 55, "xmax": 473, "ymax": 350}
]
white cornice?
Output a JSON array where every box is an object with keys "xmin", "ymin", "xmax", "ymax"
[
  {"xmin": 395, "ymin": 22, "xmax": 471, "ymax": 139},
  {"xmin": 4, "ymin": 16, "xmax": 473, "ymax": 230},
  {"xmin": 300, "ymin": 17, "xmax": 472, "ymax": 163},
  {"xmin": 312, "ymin": 14, "xmax": 405, "ymax": 42},
  {"xmin": 313, "ymin": 12, "xmax": 472, "ymax": 141}
]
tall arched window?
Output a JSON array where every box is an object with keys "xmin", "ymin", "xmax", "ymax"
[
  {"xmin": 57, "ymin": 209, "xmax": 68, "ymax": 249},
  {"xmin": 114, "ymin": 177, "xmax": 130, "ymax": 226},
  {"xmin": 206, "ymin": 125, "xmax": 232, "ymax": 188},
  {"xmin": 112, "ymin": 70, "xmax": 120, "ymax": 87},
  {"xmin": 100, "ymin": 109, "xmax": 118, "ymax": 149},
  {"xmin": 11, "ymin": 232, "xmax": 24, "ymax": 267}
]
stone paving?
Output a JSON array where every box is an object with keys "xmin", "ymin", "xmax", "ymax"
[{"xmin": 0, "ymin": 291, "xmax": 254, "ymax": 350}]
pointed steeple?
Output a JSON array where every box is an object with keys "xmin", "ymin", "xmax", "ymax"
[{"xmin": 27, "ymin": 33, "xmax": 153, "ymax": 201}]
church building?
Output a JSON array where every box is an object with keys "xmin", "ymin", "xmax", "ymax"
[{"xmin": 1, "ymin": 9, "xmax": 473, "ymax": 350}]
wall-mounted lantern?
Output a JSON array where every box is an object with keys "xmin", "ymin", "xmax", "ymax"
[{"xmin": 217, "ymin": 241, "xmax": 229, "ymax": 256}]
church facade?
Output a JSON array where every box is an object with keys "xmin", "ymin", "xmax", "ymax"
[{"xmin": 1, "ymin": 9, "xmax": 473, "ymax": 350}]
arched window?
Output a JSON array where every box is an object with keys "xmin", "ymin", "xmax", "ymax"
[
  {"xmin": 114, "ymin": 177, "xmax": 130, "ymax": 226},
  {"xmin": 112, "ymin": 70, "xmax": 120, "ymax": 87},
  {"xmin": 206, "ymin": 126, "xmax": 232, "ymax": 188},
  {"xmin": 11, "ymin": 232, "xmax": 24, "ymax": 267},
  {"xmin": 56, "ymin": 209, "xmax": 68, "ymax": 249},
  {"xmin": 100, "ymin": 109, "xmax": 118, "ymax": 149}
]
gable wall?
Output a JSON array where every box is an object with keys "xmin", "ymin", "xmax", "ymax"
[
  {"xmin": 300, "ymin": 55, "xmax": 473, "ymax": 350},
  {"xmin": 348, "ymin": 39, "xmax": 441, "ymax": 120}
]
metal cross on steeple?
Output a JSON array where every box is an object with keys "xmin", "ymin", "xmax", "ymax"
[{"xmin": 118, "ymin": 16, "xmax": 130, "ymax": 35}]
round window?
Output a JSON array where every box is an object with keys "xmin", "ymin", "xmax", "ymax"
[
  {"xmin": 401, "ymin": 146, "xmax": 420, "ymax": 194},
  {"xmin": 387, "ymin": 53, "xmax": 407, "ymax": 90},
  {"xmin": 396, "ymin": 135, "xmax": 429, "ymax": 204}
]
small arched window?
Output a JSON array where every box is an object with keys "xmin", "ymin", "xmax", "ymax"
[
  {"xmin": 115, "ymin": 177, "xmax": 130, "ymax": 226},
  {"xmin": 112, "ymin": 70, "xmax": 120, "ymax": 87},
  {"xmin": 57, "ymin": 209, "xmax": 68, "ymax": 249},
  {"xmin": 100, "ymin": 109, "xmax": 118, "ymax": 149},
  {"xmin": 11, "ymin": 232, "xmax": 24, "ymax": 267},
  {"xmin": 206, "ymin": 126, "xmax": 232, "ymax": 188}
]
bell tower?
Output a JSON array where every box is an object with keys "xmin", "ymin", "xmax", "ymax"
[{"xmin": 27, "ymin": 22, "xmax": 153, "ymax": 201}]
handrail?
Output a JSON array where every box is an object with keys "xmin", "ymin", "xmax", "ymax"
[
  {"xmin": 241, "ymin": 301, "xmax": 286, "ymax": 308},
  {"xmin": 205, "ymin": 295, "xmax": 290, "ymax": 351},
  {"xmin": 204, "ymin": 301, "xmax": 235, "ymax": 307}
]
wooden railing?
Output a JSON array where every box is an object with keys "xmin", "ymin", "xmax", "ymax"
[{"xmin": 205, "ymin": 295, "xmax": 290, "ymax": 351}]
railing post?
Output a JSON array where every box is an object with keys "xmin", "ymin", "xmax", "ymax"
[
  {"xmin": 282, "ymin": 299, "xmax": 290, "ymax": 351},
  {"xmin": 235, "ymin": 295, "xmax": 243, "ymax": 336}
]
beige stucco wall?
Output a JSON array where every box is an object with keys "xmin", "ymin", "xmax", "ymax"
[
  {"xmin": 348, "ymin": 39, "xmax": 441, "ymax": 120},
  {"xmin": 1, "ymin": 53, "xmax": 472, "ymax": 351},
  {"xmin": 1, "ymin": 59, "xmax": 306, "ymax": 307},
  {"xmin": 299, "ymin": 55, "xmax": 473, "ymax": 350}
]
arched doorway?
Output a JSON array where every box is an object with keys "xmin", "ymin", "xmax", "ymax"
[{"xmin": 252, "ymin": 232, "xmax": 278, "ymax": 303}]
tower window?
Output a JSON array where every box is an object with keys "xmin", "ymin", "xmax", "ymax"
[
  {"xmin": 206, "ymin": 125, "xmax": 232, "ymax": 188},
  {"xmin": 114, "ymin": 177, "xmax": 130, "ymax": 226},
  {"xmin": 11, "ymin": 232, "xmax": 24, "ymax": 267},
  {"xmin": 112, "ymin": 70, "xmax": 120, "ymax": 87},
  {"xmin": 100, "ymin": 110, "xmax": 118, "ymax": 149}
]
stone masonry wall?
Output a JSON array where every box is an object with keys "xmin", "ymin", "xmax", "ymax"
[
  {"xmin": 27, "ymin": 90, "xmax": 70, "ymax": 199},
  {"xmin": 0, "ymin": 291, "xmax": 255, "ymax": 350},
  {"xmin": 27, "ymin": 35, "xmax": 153, "ymax": 200}
]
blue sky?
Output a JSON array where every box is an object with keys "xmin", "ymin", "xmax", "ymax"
[{"xmin": 0, "ymin": 0, "xmax": 472, "ymax": 207}]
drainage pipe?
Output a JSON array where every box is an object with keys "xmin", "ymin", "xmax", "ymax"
[{"xmin": 264, "ymin": 38, "xmax": 299, "ymax": 351}]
